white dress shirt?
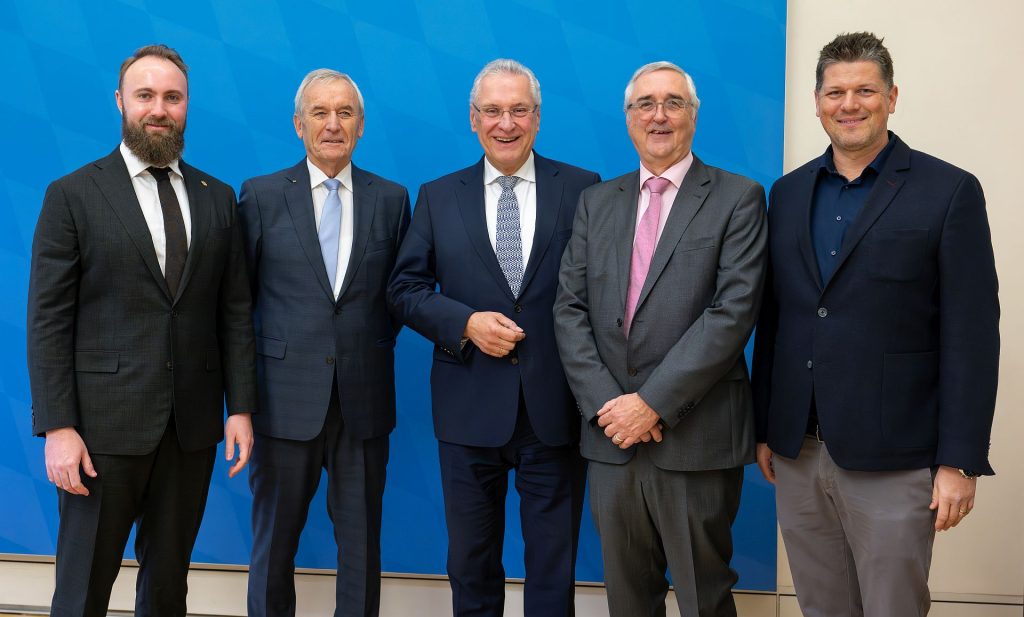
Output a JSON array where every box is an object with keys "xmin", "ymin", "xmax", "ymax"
[
  {"xmin": 309, "ymin": 159, "xmax": 355, "ymax": 300},
  {"xmin": 119, "ymin": 142, "xmax": 192, "ymax": 275},
  {"xmin": 483, "ymin": 152, "xmax": 536, "ymax": 267}
]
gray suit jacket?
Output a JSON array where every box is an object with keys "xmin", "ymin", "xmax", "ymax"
[{"xmin": 554, "ymin": 155, "xmax": 767, "ymax": 470}]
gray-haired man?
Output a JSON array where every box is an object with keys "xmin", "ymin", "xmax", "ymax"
[
  {"xmin": 554, "ymin": 61, "xmax": 767, "ymax": 616},
  {"xmin": 239, "ymin": 69, "xmax": 410, "ymax": 617}
]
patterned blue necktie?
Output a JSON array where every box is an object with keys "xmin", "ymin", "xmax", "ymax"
[
  {"xmin": 495, "ymin": 175, "xmax": 524, "ymax": 296},
  {"xmin": 319, "ymin": 178, "xmax": 342, "ymax": 290}
]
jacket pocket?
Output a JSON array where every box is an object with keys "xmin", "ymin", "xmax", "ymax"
[
  {"xmin": 256, "ymin": 336, "xmax": 287, "ymax": 359},
  {"xmin": 74, "ymin": 351, "xmax": 119, "ymax": 373}
]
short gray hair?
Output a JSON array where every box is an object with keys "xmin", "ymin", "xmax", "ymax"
[
  {"xmin": 294, "ymin": 68, "xmax": 365, "ymax": 116},
  {"xmin": 469, "ymin": 59, "xmax": 542, "ymax": 106},
  {"xmin": 623, "ymin": 61, "xmax": 700, "ymax": 113},
  {"xmin": 815, "ymin": 32, "xmax": 894, "ymax": 92}
]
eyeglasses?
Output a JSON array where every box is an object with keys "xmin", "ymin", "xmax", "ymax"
[
  {"xmin": 626, "ymin": 98, "xmax": 694, "ymax": 118},
  {"xmin": 472, "ymin": 104, "xmax": 538, "ymax": 119}
]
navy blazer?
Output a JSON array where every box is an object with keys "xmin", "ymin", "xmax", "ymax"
[
  {"xmin": 752, "ymin": 135, "xmax": 999, "ymax": 474},
  {"xmin": 239, "ymin": 161, "xmax": 410, "ymax": 441},
  {"xmin": 387, "ymin": 153, "xmax": 600, "ymax": 448}
]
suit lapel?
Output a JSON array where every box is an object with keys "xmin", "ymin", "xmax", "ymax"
[
  {"xmin": 90, "ymin": 149, "xmax": 171, "ymax": 301},
  {"xmin": 825, "ymin": 139, "xmax": 910, "ymax": 290},
  {"xmin": 175, "ymin": 160, "xmax": 210, "ymax": 303},
  {"xmin": 337, "ymin": 166, "xmax": 377, "ymax": 301},
  {"xmin": 797, "ymin": 165, "xmax": 823, "ymax": 291},
  {"xmin": 456, "ymin": 159, "xmax": 516, "ymax": 301},
  {"xmin": 634, "ymin": 157, "xmax": 711, "ymax": 313},
  {"xmin": 615, "ymin": 172, "xmax": 641, "ymax": 311},
  {"xmin": 519, "ymin": 155, "xmax": 562, "ymax": 296},
  {"xmin": 283, "ymin": 161, "xmax": 335, "ymax": 301}
]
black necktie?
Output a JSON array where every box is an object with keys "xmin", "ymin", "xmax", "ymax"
[{"xmin": 148, "ymin": 166, "xmax": 188, "ymax": 297}]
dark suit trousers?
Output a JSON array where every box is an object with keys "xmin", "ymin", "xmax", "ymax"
[
  {"xmin": 248, "ymin": 385, "xmax": 389, "ymax": 617},
  {"xmin": 438, "ymin": 399, "xmax": 586, "ymax": 617},
  {"xmin": 589, "ymin": 447, "xmax": 743, "ymax": 617},
  {"xmin": 51, "ymin": 416, "xmax": 216, "ymax": 617}
]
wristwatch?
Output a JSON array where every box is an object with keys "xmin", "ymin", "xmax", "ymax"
[{"xmin": 958, "ymin": 468, "xmax": 980, "ymax": 480}]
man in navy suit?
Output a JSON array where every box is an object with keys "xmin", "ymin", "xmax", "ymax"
[
  {"xmin": 752, "ymin": 32, "xmax": 999, "ymax": 617},
  {"xmin": 388, "ymin": 59, "xmax": 599, "ymax": 616},
  {"xmin": 239, "ymin": 69, "xmax": 410, "ymax": 617}
]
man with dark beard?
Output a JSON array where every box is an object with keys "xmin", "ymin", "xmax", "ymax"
[{"xmin": 27, "ymin": 44, "xmax": 256, "ymax": 617}]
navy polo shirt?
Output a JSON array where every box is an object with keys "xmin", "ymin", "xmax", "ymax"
[{"xmin": 811, "ymin": 133, "xmax": 897, "ymax": 284}]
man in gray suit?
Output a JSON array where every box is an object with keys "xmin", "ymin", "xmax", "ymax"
[{"xmin": 554, "ymin": 61, "xmax": 767, "ymax": 616}]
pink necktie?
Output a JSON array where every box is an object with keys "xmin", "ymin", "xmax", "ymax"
[{"xmin": 624, "ymin": 176, "xmax": 672, "ymax": 337}]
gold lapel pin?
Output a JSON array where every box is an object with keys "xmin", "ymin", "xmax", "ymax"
[{"xmin": 201, "ymin": 180, "xmax": 208, "ymax": 187}]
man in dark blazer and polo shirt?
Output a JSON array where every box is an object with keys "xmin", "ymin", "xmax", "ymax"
[
  {"xmin": 752, "ymin": 32, "xmax": 999, "ymax": 617},
  {"xmin": 27, "ymin": 45, "xmax": 256, "ymax": 617},
  {"xmin": 388, "ymin": 59, "xmax": 599, "ymax": 617},
  {"xmin": 238, "ymin": 69, "xmax": 410, "ymax": 617}
]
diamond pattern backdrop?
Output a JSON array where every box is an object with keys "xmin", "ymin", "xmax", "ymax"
[{"xmin": 0, "ymin": 0, "xmax": 785, "ymax": 589}]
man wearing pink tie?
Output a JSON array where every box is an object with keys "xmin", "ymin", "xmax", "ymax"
[{"xmin": 554, "ymin": 61, "xmax": 768, "ymax": 616}]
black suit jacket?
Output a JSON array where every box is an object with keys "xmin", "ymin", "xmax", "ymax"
[
  {"xmin": 27, "ymin": 148, "xmax": 257, "ymax": 455},
  {"xmin": 388, "ymin": 153, "xmax": 600, "ymax": 447},
  {"xmin": 752, "ymin": 135, "xmax": 999, "ymax": 473},
  {"xmin": 239, "ymin": 161, "xmax": 410, "ymax": 441}
]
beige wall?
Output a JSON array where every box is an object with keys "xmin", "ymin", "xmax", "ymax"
[{"xmin": 780, "ymin": 0, "xmax": 1024, "ymax": 609}]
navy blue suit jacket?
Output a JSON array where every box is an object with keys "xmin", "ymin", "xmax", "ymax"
[
  {"xmin": 752, "ymin": 135, "xmax": 999, "ymax": 474},
  {"xmin": 239, "ymin": 161, "xmax": 410, "ymax": 441},
  {"xmin": 388, "ymin": 154, "xmax": 600, "ymax": 448}
]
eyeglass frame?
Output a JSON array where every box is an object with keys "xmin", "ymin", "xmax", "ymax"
[
  {"xmin": 625, "ymin": 98, "xmax": 695, "ymax": 117},
  {"xmin": 472, "ymin": 103, "xmax": 539, "ymax": 119}
]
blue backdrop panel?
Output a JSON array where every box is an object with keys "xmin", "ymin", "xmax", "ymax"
[{"xmin": 0, "ymin": 0, "xmax": 784, "ymax": 590}]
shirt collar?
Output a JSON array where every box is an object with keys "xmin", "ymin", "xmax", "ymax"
[
  {"xmin": 639, "ymin": 152, "xmax": 693, "ymax": 192},
  {"xmin": 818, "ymin": 130, "xmax": 897, "ymax": 176},
  {"xmin": 483, "ymin": 151, "xmax": 536, "ymax": 186},
  {"xmin": 119, "ymin": 141, "xmax": 184, "ymax": 180},
  {"xmin": 307, "ymin": 159, "xmax": 353, "ymax": 192}
]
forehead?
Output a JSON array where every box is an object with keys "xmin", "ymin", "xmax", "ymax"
[
  {"xmin": 303, "ymin": 79, "xmax": 359, "ymax": 108},
  {"xmin": 475, "ymin": 73, "xmax": 533, "ymax": 103},
  {"xmin": 821, "ymin": 61, "xmax": 886, "ymax": 87},
  {"xmin": 632, "ymin": 69, "xmax": 688, "ymax": 98},
  {"xmin": 122, "ymin": 56, "xmax": 187, "ymax": 92}
]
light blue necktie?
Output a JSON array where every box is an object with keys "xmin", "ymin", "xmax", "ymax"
[
  {"xmin": 495, "ymin": 175, "xmax": 524, "ymax": 296},
  {"xmin": 319, "ymin": 178, "xmax": 342, "ymax": 290}
]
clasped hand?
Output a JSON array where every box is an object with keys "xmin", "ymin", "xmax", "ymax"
[{"xmin": 596, "ymin": 393, "xmax": 663, "ymax": 449}]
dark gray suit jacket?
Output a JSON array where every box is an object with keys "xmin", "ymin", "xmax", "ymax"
[
  {"xmin": 27, "ymin": 148, "xmax": 257, "ymax": 455},
  {"xmin": 239, "ymin": 161, "xmax": 410, "ymax": 441},
  {"xmin": 554, "ymin": 155, "xmax": 767, "ymax": 470}
]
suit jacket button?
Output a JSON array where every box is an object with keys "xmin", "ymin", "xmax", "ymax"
[
  {"xmin": 510, "ymin": 357, "xmax": 519, "ymax": 365},
  {"xmin": 166, "ymin": 362, "xmax": 173, "ymax": 370},
  {"xmin": 806, "ymin": 360, "xmax": 813, "ymax": 369},
  {"xmin": 514, "ymin": 304, "xmax": 523, "ymax": 313},
  {"xmin": 616, "ymin": 318, "xmax": 623, "ymax": 327},
  {"xmin": 326, "ymin": 356, "xmax": 335, "ymax": 365},
  {"xmin": 628, "ymin": 367, "xmax": 638, "ymax": 376},
  {"xmin": 817, "ymin": 307, "xmax": 828, "ymax": 318},
  {"xmin": 335, "ymin": 307, "xmax": 342, "ymax": 315}
]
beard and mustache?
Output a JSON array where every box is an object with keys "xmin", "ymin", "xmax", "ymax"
[{"xmin": 122, "ymin": 115, "xmax": 185, "ymax": 168}]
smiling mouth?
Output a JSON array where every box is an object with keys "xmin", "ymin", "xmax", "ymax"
[
  {"xmin": 495, "ymin": 136, "xmax": 520, "ymax": 143},
  {"xmin": 649, "ymin": 129, "xmax": 672, "ymax": 135}
]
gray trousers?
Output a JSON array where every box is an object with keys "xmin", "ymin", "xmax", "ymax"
[
  {"xmin": 774, "ymin": 437, "xmax": 936, "ymax": 617},
  {"xmin": 589, "ymin": 447, "xmax": 743, "ymax": 617}
]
